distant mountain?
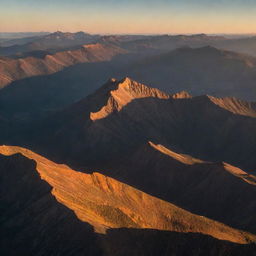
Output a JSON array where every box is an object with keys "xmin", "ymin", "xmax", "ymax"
[
  {"xmin": 0, "ymin": 43, "xmax": 126, "ymax": 88},
  {"xmin": 0, "ymin": 33, "xmax": 225, "ymax": 55},
  {"xmin": 2, "ymin": 34, "xmax": 256, "ymax": 103},
  {"xmin": 0, "ymin": 32, "xmax": 50, "ymax": 46},
  {"xmin": 0, "ymin": 31, "xmax": 100, "ymax": 56},
  {"xmin": 124, "ymin": 46, "xmax": 256, "ymax": 101},
  {"xmin": 0, "ymin": 32, "xmax": 49, "ymax": 39},
  {"xmin": 99, "ymin": 33, "xmax": 256, "ymax": 58},
  {"xmin": 116, "ymin": 33, "xmax": 256, "ymax": 57},
  {"xmin": 119, "ymin": 34, "xmax": 226, "ymax": 52},
  {"xmin": 214, "ymin": 36, "xmax": 256, "ymax": 57},
  {"xmin": 1, "ymin": 46, "xmax": 256, "ymax": 125},
  {"xmin": 0, "ymin": 35, "xmax": 45, "ymax": 47},
  {"xmin": 1, "ymin": 145, "xmax": 255, "ymax": 255},
  {"xmin": 0, "ymin": 33, "xmax": 231, "ymax": 88}
]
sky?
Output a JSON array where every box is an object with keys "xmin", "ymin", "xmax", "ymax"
[{"xmin": 0, "ymin": 0, "xmax": 256, "ymax": 34}]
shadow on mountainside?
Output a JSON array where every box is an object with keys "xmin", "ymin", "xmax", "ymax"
[
  {"xmin": 1, "ymin": 153, "xmax": 256, "ymax": 256},
  {"xmin": 100, "ymin": 228, "xmax": 256, "ymax": 256},
  {"xmin": 0, "ymin": 153, "xmax": 101, "ymax": 256}
]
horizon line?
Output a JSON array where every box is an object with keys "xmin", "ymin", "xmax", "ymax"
[{"xmin": 1, "ymin": 31, "xmax": 256, "ymax": 36}]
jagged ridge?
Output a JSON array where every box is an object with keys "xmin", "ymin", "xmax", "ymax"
[{"xmin": 90, "ymin": 77, "xmax": 192, "ymax": 121}]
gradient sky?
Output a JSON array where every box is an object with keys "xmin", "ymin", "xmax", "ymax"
[{"xmin": 1, "ymin": 0, "xmax": 256, "ymax": 34}]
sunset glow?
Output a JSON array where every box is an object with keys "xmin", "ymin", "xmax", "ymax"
[{"xmin": 1, "ymin": 0, "xmax": 256, "ymax": 34}]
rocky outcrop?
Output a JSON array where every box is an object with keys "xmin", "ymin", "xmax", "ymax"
[{"xmin": 90, "ymin": 77, "xmax": 170, "ymax": 121}]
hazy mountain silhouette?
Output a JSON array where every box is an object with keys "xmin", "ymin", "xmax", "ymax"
[
  {"xmin": 0, "ymin": 31, "xmax": 100, "ymax": 55},
  {"xmin": 214, "ymin": 36, "xmax": 256, "ymax": 56},
  {"xmin": 125, "ymin": 46, "xmax": 256, "ymax": 101}
]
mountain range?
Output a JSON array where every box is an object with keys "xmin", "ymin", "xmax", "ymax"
[
  {"xmin": 1, "ymin": 32, "xmax": 256, "ymax": 103},
  {"xmin": 11, "ymin": 77, "xmax": 256, "ymax": 172},
  {"xmin": 1, "ymin": 45, "xmax": 256, "ymax": 129},
  {"xmin": 1, "ymin": 31, "xmax": 256, "ymax": 255},
  {"xmin": 0, "ymin": 43, "xmax": 126, "ymax": 89},
  {"xmin": 1, "ymin": 77, "xmax": 256, "ymax": 255},
  {"xmin": 3, "ymin": 77, "xmax": 254, "ymax": 232},
  {"xmin": 0, "ymin": 31, "xmax": 100, "ymax": 55}
]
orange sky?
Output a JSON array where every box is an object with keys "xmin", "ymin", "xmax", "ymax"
[{"xmin": 1, "ymin": 0, "xmax": 256, "ymax": 34}]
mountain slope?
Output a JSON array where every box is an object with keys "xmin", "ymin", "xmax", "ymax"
[
  {"xmin": 2, "ymin": 147, "xmax": 256, "ymax": 255},
  {"xmin": 0, "ymin": 153, "xmax": 101, "ymax": 256},
  {"xmin": 0, "ymin": 145, "xmax": 255, "ymax": 244},
  {"xmin": 103, "ymin": 141, "xmax": 256, "ymax": 233},
  {"xmin": 0, "ymin": 43, "xmax": 126, "ymax": 88}
]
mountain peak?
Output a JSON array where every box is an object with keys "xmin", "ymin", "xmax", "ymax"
[{"xmin": 90, "ymin": 78, "xmax": 170, "ymax": 121}]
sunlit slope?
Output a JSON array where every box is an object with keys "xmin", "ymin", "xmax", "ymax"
[
  {"xmin": 0, "ymin": 144, "xmax": 255, "ymax": 244},
  {"xmin": 0, "ymin": 43, "xmax": 126, "ymax": 88}
]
